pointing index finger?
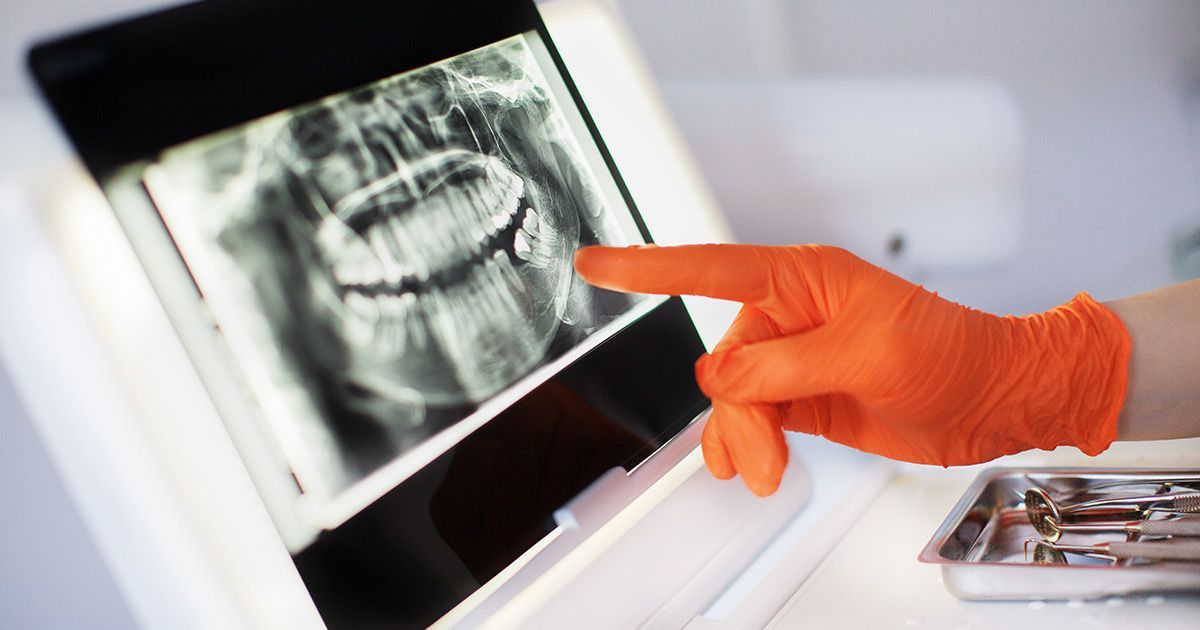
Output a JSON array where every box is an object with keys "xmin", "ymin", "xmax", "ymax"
[{"xmin": 574, "ymin": 244, "xmax": 778, "ymax": 304}]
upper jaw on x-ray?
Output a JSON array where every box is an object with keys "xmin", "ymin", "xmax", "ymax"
[
  {"xmin": 300, "ymin": 70, "xmax": 580, "ymax": 410},
  {"xmin": 151, "ymin": 37, "xmax": 642, "ymax": 487}
]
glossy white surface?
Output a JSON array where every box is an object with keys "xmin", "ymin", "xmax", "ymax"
[{"xmin": 688, "ymin": 435, "xmax": 893, "ymax": 629}]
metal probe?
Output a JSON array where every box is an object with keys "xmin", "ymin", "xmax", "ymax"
[
  {"xmin": 1038, "ymin": 515, "xmax": 1200, "ymax": 543},
  {"xmin": 1057, "ymin": 489, "xmax": 1200, "ymax": 514},
  {"xmin": 1026, "ymin": 538, "xmax": 1200, "ymax": 563}
]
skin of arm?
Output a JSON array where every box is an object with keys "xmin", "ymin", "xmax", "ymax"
[{"xmin": 1105, "ymin": 278, "xmax": 1200, "ymax": 441}]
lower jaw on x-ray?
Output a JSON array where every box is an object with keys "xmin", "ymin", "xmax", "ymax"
[{"xmin": 143, "ymin": 34, "xmax": 652, "ymax": 511}]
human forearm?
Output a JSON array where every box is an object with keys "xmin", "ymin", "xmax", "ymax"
[{"xmin": 1105, "ymin": 279, "xmax": 1200, "ymax": 441}]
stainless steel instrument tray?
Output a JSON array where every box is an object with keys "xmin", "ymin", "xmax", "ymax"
[{"xmin": 919, "ymin": 467, "xmax": 1200, "ymax": 600}]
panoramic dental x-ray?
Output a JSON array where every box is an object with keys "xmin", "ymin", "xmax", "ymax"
[{"xmin": 146, "ymin": 36, "xmax": 649, "ymax": 497}]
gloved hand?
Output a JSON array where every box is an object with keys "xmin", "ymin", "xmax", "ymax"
[{"xmin": 575, "ymin": 244, "xmax": 1132, "ymax": 496}]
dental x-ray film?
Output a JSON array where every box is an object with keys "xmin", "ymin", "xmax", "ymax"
[{"xmin": 141, "ymin": 34, "xmax": 656, "ymax": 514}]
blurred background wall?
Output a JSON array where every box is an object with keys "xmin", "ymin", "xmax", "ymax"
[
  {"xmin": 614, "ymin": 0, "xmax": 1200, "ymax": 314},
  {"xmin": 3, "ymin": 1, "xmax": 1200, "ymax": 626}
]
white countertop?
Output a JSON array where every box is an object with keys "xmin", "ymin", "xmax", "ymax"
[{"xmin": 770, "ymin": 439, "xmax": 1200, "ymax": 629}]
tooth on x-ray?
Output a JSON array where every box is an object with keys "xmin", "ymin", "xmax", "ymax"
[{"xmin": 147, "ymin": 35, "xmax": 647, "ymax": 494}]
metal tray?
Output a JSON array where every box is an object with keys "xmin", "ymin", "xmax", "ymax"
[{"xmin": 919, "ymin": 467, "xmax": 1200, "ymax": 600}]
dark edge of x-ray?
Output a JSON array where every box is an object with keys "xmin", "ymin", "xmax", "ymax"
[{"xmin": 151, "ymin": 36, "xmax": 648, "ymax": 494}]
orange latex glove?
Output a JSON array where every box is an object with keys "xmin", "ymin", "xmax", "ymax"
[{"xmin": 574, "ymin": 244, "xmax": 1132, "ymax": 496}]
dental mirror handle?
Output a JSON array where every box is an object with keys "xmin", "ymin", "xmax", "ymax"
[
  {"xmin": 1065, "ymin": 491, "xmax": 1200, "ymax": 513},
  {"xmin": 1053, "ymin": 517, "xmax": 1200, "ymax": 537},
  {"xmin": 1140, "ymin": 518, "xmax": 1200, "ymax": 537},
  {"xmin": 1058, "ymin": 478, "xmax": 1200, "ymax": 499},
  {"xmin": 1105, "ymin": 540, "xmax": 1200, "ymax": 561}
]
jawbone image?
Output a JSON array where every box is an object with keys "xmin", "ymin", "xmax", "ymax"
[{"xmin": 146, "ymin": 36, "xmax": 649, "ymax": 495}]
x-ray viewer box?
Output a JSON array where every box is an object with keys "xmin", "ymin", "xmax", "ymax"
[{"xmin": 25, "ymin": 0, "xmax": 740, "ymax": 626}]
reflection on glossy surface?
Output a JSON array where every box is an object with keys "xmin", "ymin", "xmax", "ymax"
[
  {"xmin": 430, "ymin": 381, "xmax": 648, "ymax": 580},
  {"xmin": 291, "ymin": 299, "xmax": 708, "ymax": 629},
  {"xmin": 292, "ymin": 377, "xmax": 653, "ymax": 628}
]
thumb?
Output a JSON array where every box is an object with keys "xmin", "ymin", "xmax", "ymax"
[
  {"xmin": 696, "ymin": 322, "xmax": 871, "ymax": 403},
  {"xmin": 713, "ymin": 400, "xmax": 787, "ymax": 496},
  {"xmin": 700, "ymin": 412, "xmax": 736, "ymax": 480}
]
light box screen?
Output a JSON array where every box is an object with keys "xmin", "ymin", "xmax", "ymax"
[{"xmin": 143, "ymin": 33, "xmax": 659, "ymax": 522}]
